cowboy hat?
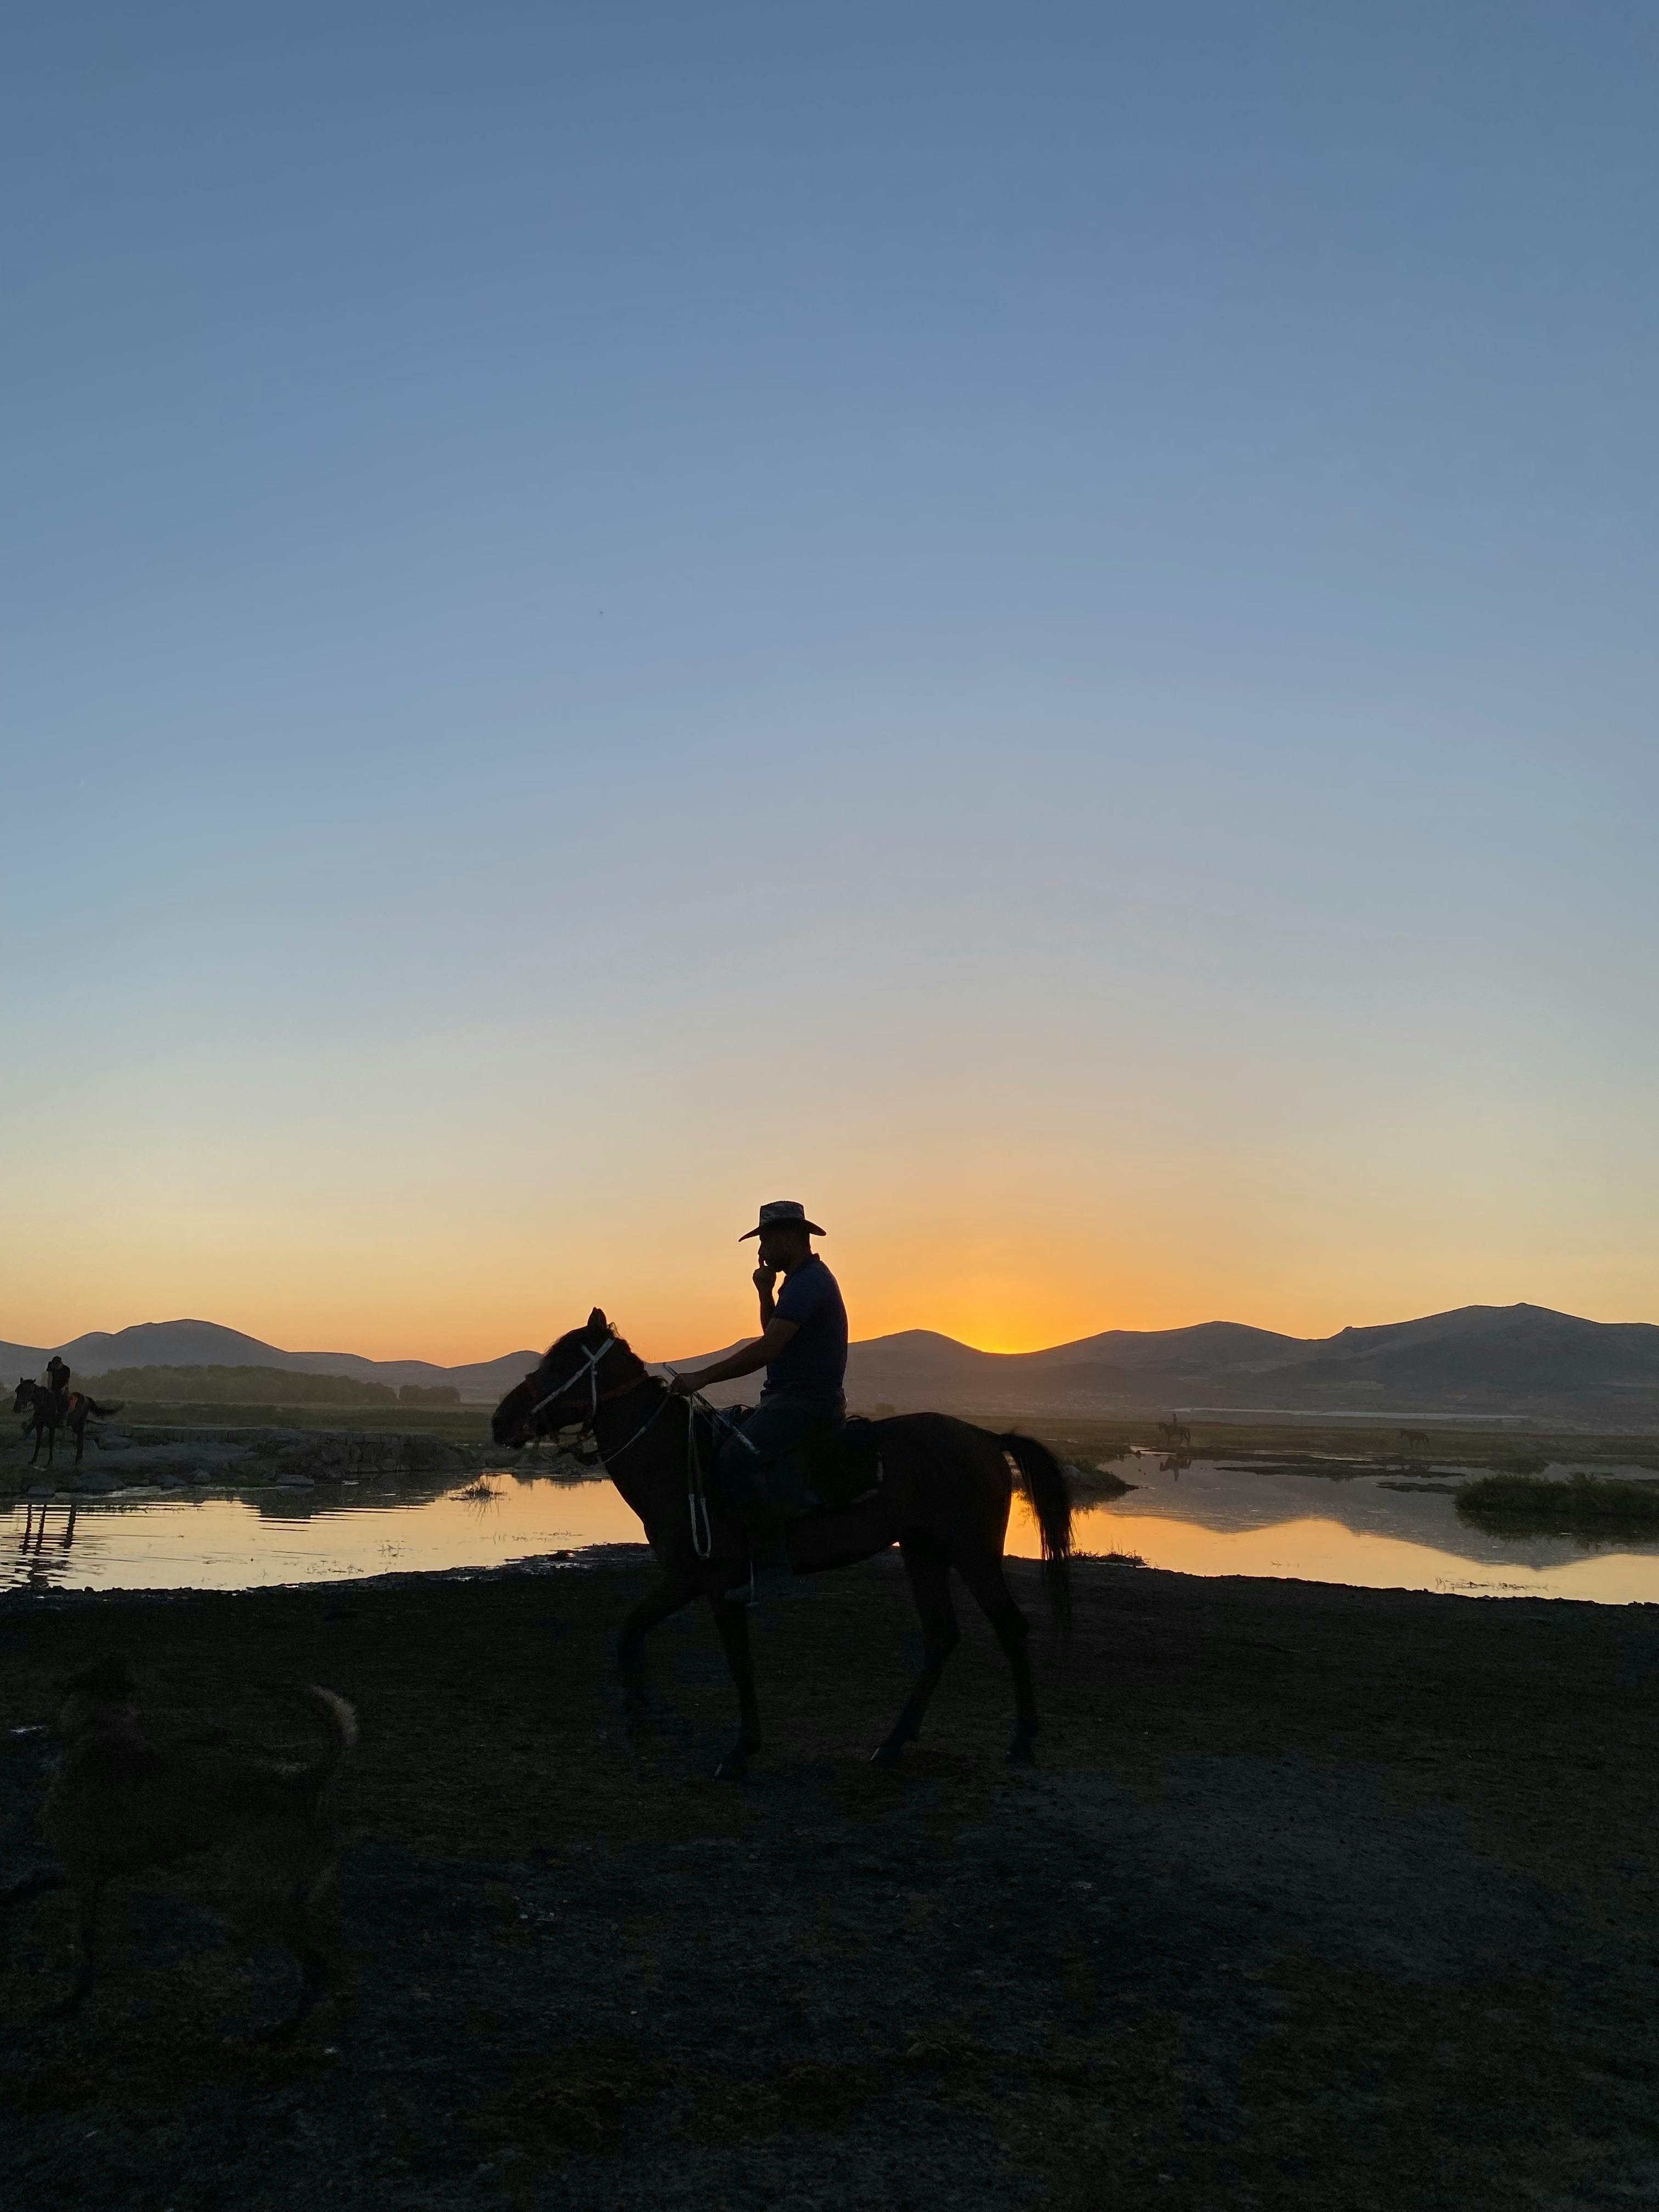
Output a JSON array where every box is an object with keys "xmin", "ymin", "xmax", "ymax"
[{"xmin": 739, "ymin": 1200, "xmax": 826, "ymax": 1242}]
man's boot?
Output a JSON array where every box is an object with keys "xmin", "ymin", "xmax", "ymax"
[{"xmin": 754, "ymin": 1503, "xmax": 794, "ymax": 1579}]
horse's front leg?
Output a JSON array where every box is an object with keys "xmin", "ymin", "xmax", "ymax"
[
  {"xmin": 708, "ymin": 1591, "xmax": 762, "ymax": 1780},
  {"xmin": 616, "ymin": 1572, "xmax": 696, "ymax": 1731}
]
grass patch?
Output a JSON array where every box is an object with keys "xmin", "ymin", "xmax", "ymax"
[{"xmin": 1458, "ymin": 1472, "xmax": 1659, "ymax": 1532}]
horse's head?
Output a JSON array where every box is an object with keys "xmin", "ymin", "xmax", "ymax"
[
  {"xmin": 12, "ymin": 1379, "xmax": 32, "ymax": 1412},
  {"xmin": 490, "ymin": 1308, "xmax": 647, "ymax": 1448}
]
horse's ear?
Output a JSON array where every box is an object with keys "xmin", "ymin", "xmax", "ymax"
[{"xmin": 588, "ymin": 1307, "xmax": 608, "ymax": 1334}]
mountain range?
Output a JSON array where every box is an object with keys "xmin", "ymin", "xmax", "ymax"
[
  {"xmin": 4, "ymin": 1304, "xmax": 1658, "ymax": 1425},
  {"xmin": 0, "ymin": 1320, "xmax": 539, "ymax": 1404}
]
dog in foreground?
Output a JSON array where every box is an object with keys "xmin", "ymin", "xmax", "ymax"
[{"xmin": 5, "ymin": 1657, "xmax": 357, "ymax": 2040}]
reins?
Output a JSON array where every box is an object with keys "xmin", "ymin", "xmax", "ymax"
[
  {"xmin": 670, "ymin": 1371, "xmax": 714, "ymax": 1560},
  {"xmin": 523, "ymin": 1340, "xmax": 754, "ymax": 1563}
]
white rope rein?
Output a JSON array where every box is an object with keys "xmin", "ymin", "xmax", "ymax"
[{"xmin": 527, "ymin": 1338, "xmax": 758, "ymax": 1565}]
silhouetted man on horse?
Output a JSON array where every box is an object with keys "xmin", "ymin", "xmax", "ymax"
[
  {"xmin": 490, "ymin": 1207, "xmax": 1073, "ymax": 1770},
  {"xmin": 667, "ymin": 1200, "xmax": 847, "ymax": 1557},
  {"xmin": 44, "ymin": 1356, "xmax": 71, "ymax": 1414}
]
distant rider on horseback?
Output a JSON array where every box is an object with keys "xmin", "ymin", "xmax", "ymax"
[
  {"xmin": 44, "ymin": 1355, "xmax": 72, "ymax": 1414},
  {"xmin": 667, "ymin": 1201, "xmax": 848, "ymax": 1556}
]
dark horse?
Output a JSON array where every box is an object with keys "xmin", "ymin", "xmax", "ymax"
[
  {"xmin": 491, "ymin": 1311, "xmax": 1073, "ymax": 1778},
  {"xmin": 12, "ymin": 1383, "xmax": 121, "ymax": 1468},
  {"xmin": 14, "ymin": 1381, "xmax": 62, "ymax": 1468}
]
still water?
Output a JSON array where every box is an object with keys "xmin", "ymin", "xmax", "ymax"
[{"xmin": 4, "ymin": 1454, "xmax": 1658, "ymax": 1604}]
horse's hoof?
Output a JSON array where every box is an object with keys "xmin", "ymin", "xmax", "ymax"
[
  {"xmin": 1006, "ymin": 1739, "xmax": 1036, "ymax": 1766},
  {"xmin": 870, "ymin": 1740, "xmax": 906, "ymax": 1767},
  {"xmin": 715, "ymin": 1733, "xmax": 759, "ymax": 1780}
]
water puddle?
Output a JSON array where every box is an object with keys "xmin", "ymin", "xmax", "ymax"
[
  {"xmin": 5, "ymin": 1454, "xmax": 1659, "ymax": 1603},
  {"xmin": 0, "ymin": 1476, "xmax": 644, "ymax": 1595},
  {"xmin": 1017, "ymin": 1453, "xmax": 1659, "ymax": 1603}
]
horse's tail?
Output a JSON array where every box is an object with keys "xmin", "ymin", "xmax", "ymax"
[{"xmin": 999, "ymin": 1432, "xmax": 1074, "ymax": 1643}]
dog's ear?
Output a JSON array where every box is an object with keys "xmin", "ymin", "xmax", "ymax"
[
  {"xmin": 71, "ymin": 1656, "xmax": 134, "ymax": 1702},
  {"xmin": 588, "ymin": 1307, "xmax": 609, "ymax": 1334}
]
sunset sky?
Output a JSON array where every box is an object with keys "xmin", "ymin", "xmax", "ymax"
[{"xmin": 3, "ymin": 3, "xmax": 1655, "ymax": 1364}]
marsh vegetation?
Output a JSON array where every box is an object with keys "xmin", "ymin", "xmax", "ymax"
[{"xmin": 1457, "ymin": 1471, "xmax": 1659, "ymax": 1533}]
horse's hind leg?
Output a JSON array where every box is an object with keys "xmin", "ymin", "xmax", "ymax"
[
  {"xmin": 957, "ymin": 1556, "xmax": 1040, "ymax": 1765},
  {"xmin": 708, "ymin": 1593, "xmax": 762, "ymax": 1781},
  {"xmin": 872, "ymin": 1535, "xmax": 960, "ymax": 1765}
]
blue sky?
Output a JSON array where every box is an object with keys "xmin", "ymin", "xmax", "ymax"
[{"xmin": 3, "ymin": 2, "xmax": 1655, "ymax": 1359}]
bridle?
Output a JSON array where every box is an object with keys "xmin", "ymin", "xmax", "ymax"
[
  {"xmin": 518, "ymin": 1333, "xmax": 751, "ymax": 1562},
  {"xmin": 522, "ymin": 1335, "xmax": 676, "ymax": 1469},
  {"xmin": 527, "ymin": 1334, "xmax": 628, "ymax": 1427}
]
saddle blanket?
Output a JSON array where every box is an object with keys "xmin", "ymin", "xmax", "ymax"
[{"xmin": 702, "ymin": 1410, "xmax": 885, "ymax": 1521}]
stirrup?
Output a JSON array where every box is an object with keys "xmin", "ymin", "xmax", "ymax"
[{"xmin": 720, "ymin": 1564, "xmax": 758, "ymax": 1607}]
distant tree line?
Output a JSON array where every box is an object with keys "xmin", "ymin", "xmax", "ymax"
[{"xmin": 80, "ymin": 1364, "xmax": 459, "ymax": 1408}]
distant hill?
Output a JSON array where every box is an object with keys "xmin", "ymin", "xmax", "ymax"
[
  {"xmin": 4, "ymin": 1303, "xmax": 1657, "ymax": 1425},
  {"xmin": 665, "ymin": 1303, "xmax": 1659, "ymax": 1427},
  {"xmin": 0, "ymin": 1319, "xmax": 539, "ymax": 1404},
  {"xmin": 86, "ymin": 1365, "xmax": 400, "ymax": 1406}
]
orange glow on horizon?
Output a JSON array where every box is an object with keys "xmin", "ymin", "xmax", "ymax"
[
  {"xmin": 5, "ymin": 1203, "xmax": 1656, "ymax": 1368},
  {"xmin": 6, "ymin": 1260, "xmax": 1651, "ymax": 1370}
]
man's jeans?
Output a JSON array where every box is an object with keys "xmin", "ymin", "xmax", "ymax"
[{"xmin": 716, "ymin": 1393, "xmax": 844, "ymax": 1519}]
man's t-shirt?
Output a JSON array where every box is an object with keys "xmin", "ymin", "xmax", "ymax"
[{"xmin": 763, "ymin": 1256, "xmax": 849, "ymax": 1412}]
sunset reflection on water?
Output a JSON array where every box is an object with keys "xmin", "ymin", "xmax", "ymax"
[
  {"xmin": 5, "ymin": 1458, "xmax": 1659, "ymax": 1605},
  {"xmin": 1004, "ymin": 1448, "xmax": 1659, "ymax": 1604},
  {"xmin": 1007, "ymin": 1498, "xmax": 1659, "ymax": 1604}
]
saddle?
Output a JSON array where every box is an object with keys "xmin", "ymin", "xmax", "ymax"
[
  {"xmin": 698, "ymin": 1409, "xmax": 885, "ymax": 1522},
  {"xmin": 800, "ymin": 1417, "xmax": 884, "ymax": 1514}
]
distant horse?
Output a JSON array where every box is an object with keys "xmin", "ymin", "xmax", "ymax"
[
  {"xmin": 13, "ymin": 1381, "xmax": 63, "ymax": 1468},
  {"xmin": 491, "ymin": 1311, "xmax": 1074, "ymax": 1777},
  {"xmin": 1398, "ymin": 1428, "xmax": 1432, "ymax": 1466},
  {"xmin": 10, "ymin": 1383, "xmax": 121, "ymax": 1469},
  {"xmin": 1156, "ymin": 1417, "xmax": 1192, "ymax": 1451}
]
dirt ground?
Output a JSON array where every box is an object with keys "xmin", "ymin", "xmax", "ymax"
[{"xmin": 4, "ymin": 1548, "xmax": 1659, "ymax": 2211}]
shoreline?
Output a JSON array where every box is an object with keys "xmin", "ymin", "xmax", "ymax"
[{"xmin": 2, "ymin": 1538, "xmax": 1648, "ymax": 1617}]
